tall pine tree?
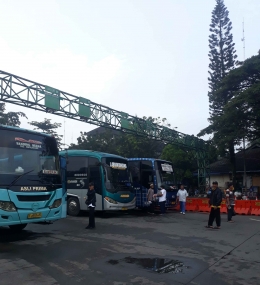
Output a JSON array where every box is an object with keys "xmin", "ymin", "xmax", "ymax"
[
  {"xmin": 208, "ymin": 0, "xmax": 238, "ymax": 116},
  {"xmin": 199, "ymin": 0, "xmax": 239, "ymax": 184}
]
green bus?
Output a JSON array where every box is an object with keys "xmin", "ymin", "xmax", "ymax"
[{"xmin": 59, "ymin": 150, "xmax": 136, "ymax": 215}]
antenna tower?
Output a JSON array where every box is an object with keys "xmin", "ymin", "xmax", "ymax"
[{"xmin": 241, "ymin": 19, "xmax": 245, "ymax": 61}]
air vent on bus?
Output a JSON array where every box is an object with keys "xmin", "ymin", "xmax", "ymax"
[{"xmin": 17, "ymin": 195, "xmax": 51, "ymax": 202}]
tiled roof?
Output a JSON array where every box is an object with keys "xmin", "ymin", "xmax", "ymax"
[{"xmin": 210, "ymin": 145, "xmax": 260, "ymax": 174}]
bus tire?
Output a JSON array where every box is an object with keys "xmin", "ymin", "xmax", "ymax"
[
  {"xmin": 9, "ymin": 224, "xmax": 27, "ymax": 231},
  {"xmin": 67, "ymin": 197, "xmax": 80, "ymax": 216}
]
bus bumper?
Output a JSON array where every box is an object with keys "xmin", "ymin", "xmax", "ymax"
[
  {"xmin": 0, "ymin": 188, "xmax": 66, "ymax": 227},
  {"xmin": 104, "ymin": 197, "xmax": 136, "ymax": 211}
]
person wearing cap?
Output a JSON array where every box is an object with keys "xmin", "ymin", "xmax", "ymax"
[
  {"xmin": 85, "ymin": 182, "xmax": 96, "ymax": 229},
  {"xmin": 205, "ymin": 181, "xmax": 222, "ymax": 229},
  {"xmin": 226, "ymin": 183, "xmax": 236, "ymax": 222},
  {"xmin": 147, "ymin": 183, "xmax": 155, "ymax": 214},
  {"xmin": 153, "ymin": 184, "xmax": 167, "ymax": 215}
]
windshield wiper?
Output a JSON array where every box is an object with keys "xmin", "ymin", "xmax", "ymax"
[{"xmin": 7, "ymin": 169, "xmax": 35, "ymax": 190}]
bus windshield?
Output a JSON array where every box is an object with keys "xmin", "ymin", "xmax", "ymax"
[
  {"xmin": 0, "ymin": 129, "xmax": 60, "ymax": 188},
  {"xmin": 155, "ymin": 160, "xmax": 175, "ymax": 189},
  {"xmin": 102, "ymin": 157, "xmax": 133, "ymax": 193}
]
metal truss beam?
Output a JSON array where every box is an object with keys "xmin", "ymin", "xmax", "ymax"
[{"xmin": 0, "ymin": 70, "xmax": 209, "ymax": 189}]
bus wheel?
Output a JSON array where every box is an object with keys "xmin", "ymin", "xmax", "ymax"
[
  {"xmin": 67, "ymin": 197, "xmax": 80, "ymax": 216},
  {"xmin": 9, "ymin": 224, "xmax": 27, "ymax": 231}
]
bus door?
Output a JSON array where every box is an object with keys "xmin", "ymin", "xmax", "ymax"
[
  {"xmin": 129, "ymin": 161, "xmax": 142, "ymax": 207},
  {"xmin": 67, "ymin": 156, "xmax": 88, "ymax": 210},
  {"xmin": 88, "ymin": 157, "xmax": 103, "ymax": 210},
  {"xmin": 140, "ymin": 160, "xmax": 154, "ymax": 208},
  {"xmin": 59, "ymin": 155, "xmax": 67, "ymax": 218}
]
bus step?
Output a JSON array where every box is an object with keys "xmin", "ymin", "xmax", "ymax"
[{"xmin": 33, "ymin": 221, "xmax": 54, "ymax": 225}]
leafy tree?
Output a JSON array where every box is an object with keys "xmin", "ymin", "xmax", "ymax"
[
  {"xmin": 29, "ymin": 118, "xmax": 63, "ymax": 149},
  {"xmin": 71, "ymin": 128, "xmax": 123, "ymax": 154},
  {"xmin": 70, "ymin": 117, "xmax": 169, "ymax": 158},
  {"xmin": 160, "ymin": 144, "xmax": 196, "ymax": 185},
  {"xmin": 212, "ymin": 52, "xmax": 260, "ymax": 142},
  {"xmin": 0, "ymin": 103, "xmax": 27, "ymax": 126},
  {"xmin": 200, "ymin": 52, "xmax": 260, "ymax": 183},
  {"xmin": 199, "ymin": 0, "xmax": 239, "ymax": 183}
]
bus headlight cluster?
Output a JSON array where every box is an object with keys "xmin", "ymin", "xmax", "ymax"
[
  {"xmin": 0, "ymin": 201, "xmax": 17, "ymax": 212},
  {"xmin": 49, "ymin": 199, "xmax": 62, "ymax": 209},
  {"xmin": 105, "ymin": 197, "xmax": 118, "ymax": 204}
]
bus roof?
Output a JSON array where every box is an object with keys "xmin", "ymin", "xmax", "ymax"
[
  {"xmin": 0, "ymin": 124, "xmax": 52, "ymax": 137},
  {"xmin": 128, "ymin": 158, "xmax": 172, "ymax": 164},
  {"xmin": 60, "ymin": 149, "xmax": 127, "ymax": 160}
]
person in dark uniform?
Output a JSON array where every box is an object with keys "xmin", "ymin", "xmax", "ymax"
[
  {"xmin": 85, "ymin": 182, "xmax": 96, "ymax": 229},
  {"xmin": 206, "ymin": 181, "xmax": 222, "ymax": 229},
  {"xmin": 226, "ymin": 183, "xmax": 236, "ymax": 222}
]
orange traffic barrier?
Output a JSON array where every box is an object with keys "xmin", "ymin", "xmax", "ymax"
[
  {"xmin": 197, "ymin": 198, "xmax": 210, "ymax": 212},
  {"xmin": 220, "ymin": 199, "xmax": 227, "ymax": 213},
  {"xmin": 175, "ymin": 203, "xmax": 180, "ymax": 211},
  {"xmin": 185, "ymin": 198, "xmax": 199, "ymax": 212},
  {"xmin": 251, "ymin": 200, "xmax": 260, "ymax": 216},
  {"xmin": 234, "ymin": 200, "xmax": 251, "ymax": 215}
]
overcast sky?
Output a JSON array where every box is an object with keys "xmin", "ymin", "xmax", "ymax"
[{"xmin": 0, "ymin": 0, "xmax": 259, "ymax": 146}]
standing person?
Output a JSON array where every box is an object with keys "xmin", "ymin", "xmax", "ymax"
[
  {"xmin": 177, "ymin": 185, "xmax": 188, "ymax": 215},
  {"xmin": 153, "ymin": 185, "xmax": 166, "ymax": 215},
  {"xmin": 205, "ymin": 181, "xmax": 222, "ymax": 229},
  {"xmin": 85, "ymin": 182, "xmax": 96, "ymax": 229},
  {"xmin": 226, "ymin": 183, "xmax": 236, "ymax": 222},
  {"xmin": 147, "ymin": 183, "xmax": 155, "ymax": 214}
]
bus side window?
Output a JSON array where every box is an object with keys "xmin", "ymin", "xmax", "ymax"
[
  {"xmin": 67, "ymin": 156, "xmax": 88, "ymax": 189},
  {"xmin": 89, "ymin": 157, "xmax": 102, "ymax": 195}
]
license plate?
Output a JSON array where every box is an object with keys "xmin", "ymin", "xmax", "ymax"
[
  {"xmin": 120, "ymin": 195, "xmax": 129, "ymax": 198},
  {"xmin": 171, "ymin": 202, "xmax": 175, "ymax": 204},
  {"xmin": 121, "ymin": 207, "xmax": 128, "ymax": 210},
  {"xmin": 27, "ymin": 212, "xmax": 42, "ymax": 219}
]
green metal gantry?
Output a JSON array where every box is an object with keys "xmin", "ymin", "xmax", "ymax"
[{"xmin": 0, "ymin": 70, "xmax": 210, "ymax": 190}]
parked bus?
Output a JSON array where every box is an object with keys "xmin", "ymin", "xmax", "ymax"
[
  {"xmin": 0, "ymin": 125, "xmax": 67, "ymax": 231},
  {"xmin": 59, "ymin": 150, "xmax": 136, "ymax": 215},
  {"xmin": 128, "ymin": 158, "xmax": 177, "ymax": 209}
]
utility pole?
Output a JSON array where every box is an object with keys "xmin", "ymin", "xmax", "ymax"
[
  {"xmin": 241, "ymin": 19, "xmax": 247, "ymax": 189},
  {"xmin": 64, "ymin": 119, "xmax": 66, "ymax": 149}
]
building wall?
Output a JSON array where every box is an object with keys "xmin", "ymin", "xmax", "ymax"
[
  {"xmin": 252, "ymin": 175, "xmax": 260, "ymax": 187},
  {"xmin": 209, "ymin": 174, "xmax": 231, "ymax": 189}
]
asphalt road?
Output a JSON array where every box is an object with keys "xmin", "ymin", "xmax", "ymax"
[{"xmin": 0, "ymin": 210, "xmax": 260, "ymax": 285}]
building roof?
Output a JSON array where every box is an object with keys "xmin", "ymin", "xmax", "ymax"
[{"xmin": 210, "ymin": 145, "xmax": 260, "ymax": 174}]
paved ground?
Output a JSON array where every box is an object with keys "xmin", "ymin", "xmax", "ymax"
[{"xmin": 0, "ymin": 210, "xmax": 260, "ymax": 285}]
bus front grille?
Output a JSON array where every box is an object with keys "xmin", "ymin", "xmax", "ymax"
[{"xmin": 17, "ymin": 195, "xmax": 51, "ymax": 202}]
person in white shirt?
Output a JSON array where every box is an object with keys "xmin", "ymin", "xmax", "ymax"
[
  {"xmin": 153, "ymin": 184, "xmax": 167, "ymax": 215},
  {"xmin": 177, "ymin": 185, "xmax": 188, "ymax": 215}
]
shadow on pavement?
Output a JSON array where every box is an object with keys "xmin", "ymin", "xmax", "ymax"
[{"xmin": 0, "ymin": 227, "xmax": 53, "ymax": 243}]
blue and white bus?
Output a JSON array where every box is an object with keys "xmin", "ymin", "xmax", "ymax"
[
  {"xmin": 59, "ymin": 150, "xmax": 136, "ymax": 215},
  {"xmin": 128, "ymin": 158, "xmax": 177, "ymax": 209},
  {"xmin": 0, "ymin": 125, "xmax": 67, "ymax": 231}
]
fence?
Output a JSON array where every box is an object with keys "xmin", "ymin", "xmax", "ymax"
[{"xmin": 170, "ymin": 198, "xmax": 260, "ymax": 216}]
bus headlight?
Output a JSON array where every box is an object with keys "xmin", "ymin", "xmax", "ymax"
[
  {"xmin": 105, "ymin": 197, "xmax": 118, "ymax": 204},
  {"xmin": 49, "ymin": 199, "xmax": 62, "ymax": 209},
  {"xmin": 0, "ymin": 201, "xmax": 17, "ymax": 212}
]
